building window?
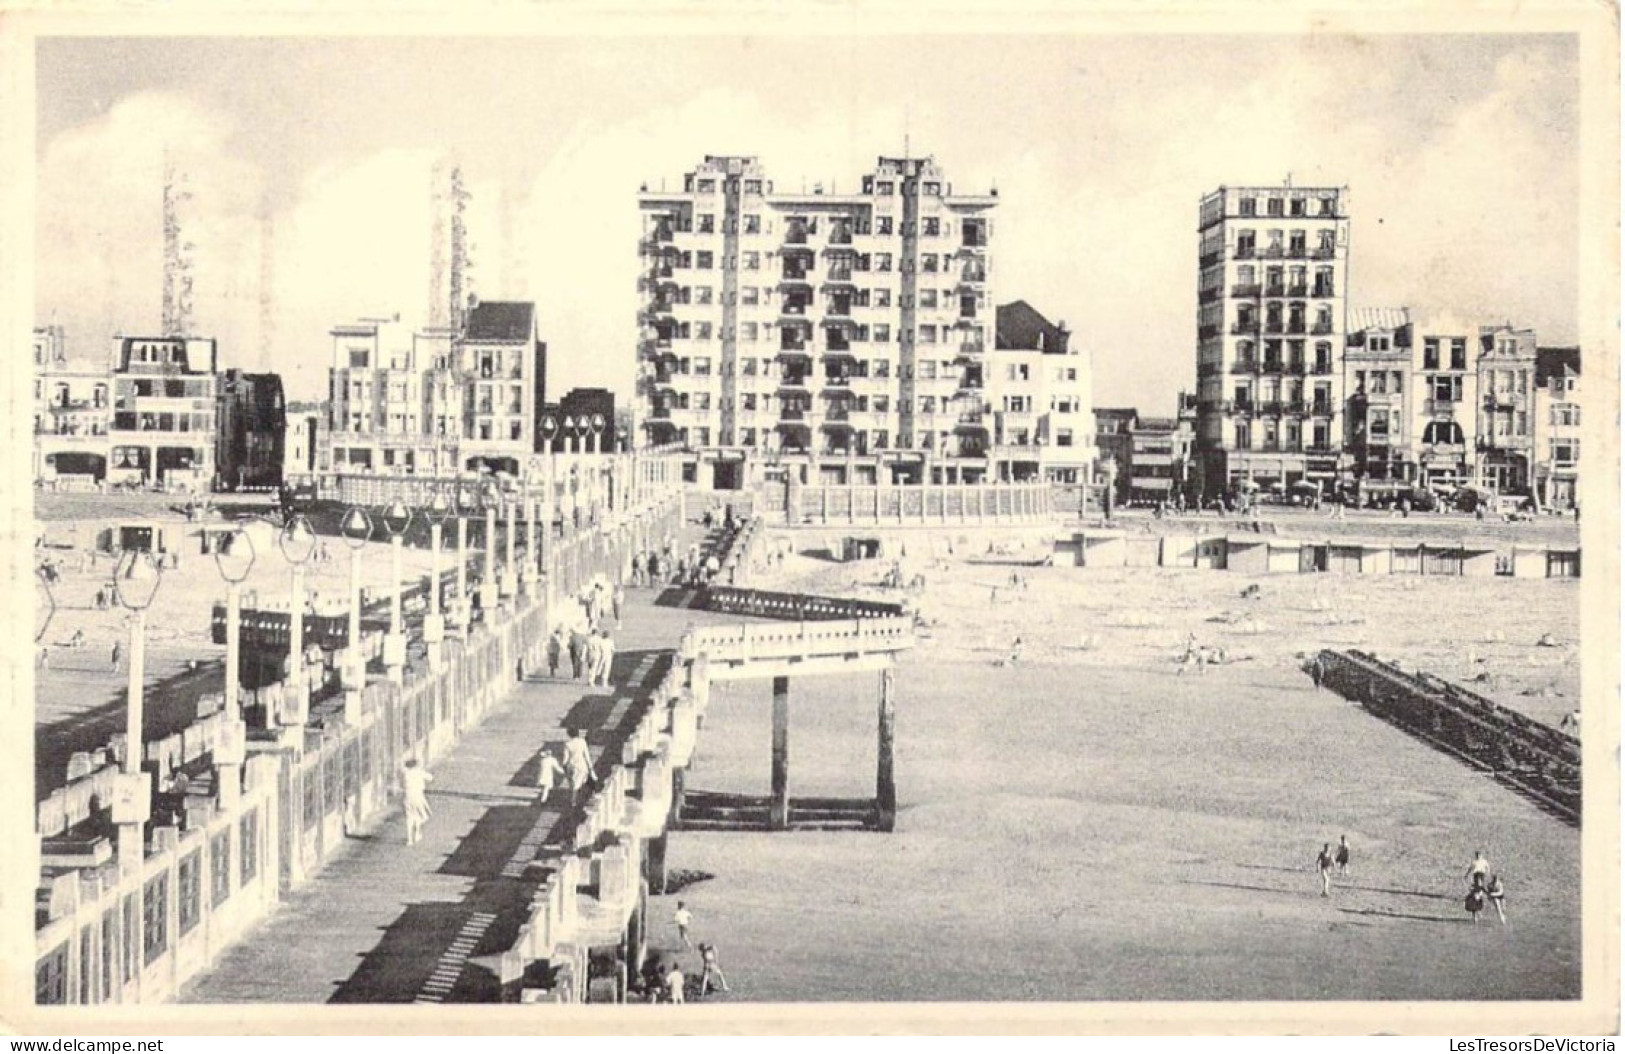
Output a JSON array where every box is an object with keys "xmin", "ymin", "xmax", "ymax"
[
  {"xmin": 1239, "ymin": 197, "xmax": 1256, "ymax": 216},
  {"xmin": 923, "ymin": 217, "xmax": 940, "ymax": 236},
  {"xmin": 744, "ymin": 214, "xmax": 761, "ymax": 234},
  {"xmin": 696, "ymin": 251, "xmax": 714, "ymax": 270},
  {"xmin": 1423, "ymin": 339, "xmax": 1440, "ymax": 370},
  {"xmin": 1267, "ymin": 198, "xmax": 1284, "ymax": 217},
  {"xmin": 1450, "ymin": 339, "xmax": 1467, "ymax": 370}
]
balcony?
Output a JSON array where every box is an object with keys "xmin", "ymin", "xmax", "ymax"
[
  {"xmin": 1229, "ymin": 321, "xmax": 1259, "ymax": 336},
  {"xmin": 779, "ymin": 337, "xmax": 810, "ymax": 354},
  {"xmin": 778, "ymin": 408, "xmax": 808, "ymax": 423},
  {"xmin": 1230, "ymin": 358, "xmax": 1259, "ymax": 374},
  {"xmin": 1311, "ymin": 246, "xmax": 1336, "ymax": 260},
  {"xmin": 954, "ymin": 415, "xmax": 989, "ymax": 432},
  {"xmin": 1230, "ymin": 283, "xmax": 1261, "ymax": 297},
  {"xmin": 1282, "ymin": 360, "xmax": 1306, "ymax": 375},
  {"xmin": 1311, "ymin": 402, "xmax": 1332, "ymax": 416},
  {"xmin": 779, "ymin": 302, "xmax": 812, "ymax": 321},
  {"xmin": 823, "ymin": 343, "xmax": 857, "ymax": 359},
  {"xmin": 824, "ymin": 269, "xmax": 855, "ymax": 285},
  {"xmin": 1311, "ymin": 361, "xmax": 1334, "ymax": 375},
  {"xmin": 1258, "ymin": 245, "xmax": 1284, "ymax": 259},
  {"xmin": 784, "ymin": 226, "xmax": 810, "ymax": 246},
  {"xmin": 1287, "ymin": 246, "xmax": 1307, "ymax": 259},
  {"xmin": 1286, "ymin": 320, "xmax": 1306, "ymax": 335},
  {"xmin": 1311, "ymin": 286, "xmax": 1335, "ymax": 298},
  {"xmin": 1311, "ymin": 321, "xmax": 1334, "ymax": 335},
  {"xmin": 1258, "ymin": 401, "xmax": 1284, "ymax": 416},
  {"xmin": 1199, "ymin": 286, "xmax": 1223, "ymax": 304},
  {"xmin": 1263, "ymin": 321, "xmax": 1284, "ymax": 335},
  {"xmin": 1198, "ymin": 324, "xmax": 1220, "ymax": 340},
  {"xmin": 1424, "ymin": 399, "xmax": 1459, "ymax": 415},
  {"xmin": 1264, "ymin": 285, "xmax": 1285, "ymax": 299},
  {"xmin": 778, "ymin": 374, "xmax": 812, "ymax": 392},
  {"xmin": 1286, "ymin": 400, "xmax": 1312, "ymax": 415},
  {"xmin": 1232, "ymin": 246, "xmax": 1255, "ymax": 261},
  {"xmin": 780, "ymin": 268, "xmax": 813, "ymax": 285},
  {"xmin": 822, "ymin": 373, "xmax": 853, "ymax": 388},
  {"xmin": 956, "ymin": 341, "xmax": 985, "ymax": 359},
  {"xmin": 1285, "ymin": 284, "xmax": 1307, "ymax": 297}
]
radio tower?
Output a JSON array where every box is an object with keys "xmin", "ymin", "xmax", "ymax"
[
  {"xmin": 427, "ymin": 157, "xmax": 450, "ymax": 329},
  {"xmin": 160, "ymin": 154, "xmax": 195, "ymax": 337},
  {"xmin": 448, "ymin": 164, "xmax": 474, "ymax": 334}
]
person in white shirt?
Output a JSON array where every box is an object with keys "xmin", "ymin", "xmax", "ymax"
[
  {"xmin": 563, "ymin": 729, "xmax": 592, "ymax": 798},
  {"xmin": 401, "ymin": 759, "xmax": 434, "ymax": 846},
  {"xmin": 673, "ymin": 902, "xmax": 693, "ymax": 948},
  {"xmin": 665, "ymin": 964, "xmax": 686, "ymax": 1004},
  {"xmin": 535, "ymin": 746, "xmax": 564, "ymax": 801}
]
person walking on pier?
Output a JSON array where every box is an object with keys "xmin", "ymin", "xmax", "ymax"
[
  {"xmin": 673, "ymin": 901, "xmax": 694, "ymax": 949},
  {"xmin": 698, "ymin": 942, "xmax": 730, "ymax": 996},
  {"xmin": 1316, "ymin": 843, "xmax": 1335, "ymax": 897},
  {"xmin": 594, "ymin": 629, "xmax": 616, "ymax": 688},
  {"xmin": 612, "ymin": 583, "xmax": 625, "ymax": 626},
  {"xmin": 563, "ymin": 729, "xmax": 592, "ymax": 800},
  {"xmin": 535, "ymin": 746, "xmax": 564, "ymax": 802},
  {"xmin": 1335, "ymin": 835, "xmax": 1351, "ymax": 876},
  {"xmin": 546, "ymin": 627, "xmax": 563, "ymax": 679},
  {"xmin": 401, "ymin": 759, "xmax": 434, "ymax": 847},
  {"xmin": 568, "ymin": 626, "xmax": 588, "ymax": 681},
  {"xmin": 584, "ymin": 632, "xmax": 604, "ymax": 688}
]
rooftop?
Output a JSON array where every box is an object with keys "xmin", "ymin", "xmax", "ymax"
[
  {"xmin": 1535, "ymin": 346, "xmax": 1581, "ymax": 386},
  {"xmin": 463, "ymin": 301, "xmax": 535, "ymax": 343},
  {"xmin": 994, "ymin": 300, "xmax": 1071, "ymax": 355}
]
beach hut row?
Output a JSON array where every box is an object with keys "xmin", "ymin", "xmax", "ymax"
[{"xmin": 1053, "ymin": 532, "xmax": 1580, "ymax": 579}]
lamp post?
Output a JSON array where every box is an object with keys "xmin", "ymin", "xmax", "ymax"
[
  {"xmin": 521, "ymin": 479, "xmax": 539, "ymax": 600},
  {"xmin": 424, "ymin": 488, "xmax": 452, "ymax": 670},
  {"xmin": 480, "ymin": 480, "xmax": 499, "ymax": 620},
  {"xmin": 380, "ymin": 500, "xmax": 413, "ymax": 684},
  {"xmin": 112, "ymin": 550, "xmax": 162, "ymax": 874},
  {"xmin": 500, "ymin": 485, "xmax": 518, "ymax": 602},
  {"xmin": 279, "ymin": 515, "xmax": 319, "ymax": 729},
  {"xmin": 339, "ymin": 506, "xmax": 372, "ymax": 715},
  {"xmin": 210, "ymin": 524, "xmax": 255, "ymax": 809}
]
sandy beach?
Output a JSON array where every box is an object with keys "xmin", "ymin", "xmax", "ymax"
[{"xmin": 651, "ymin": 531, "xmax": 1582, "ymax": 1002}]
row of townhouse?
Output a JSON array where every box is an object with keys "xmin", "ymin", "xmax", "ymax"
[{"xmin": 1194, "ymin": 183, "xmax": 1581, "ymax": 507}]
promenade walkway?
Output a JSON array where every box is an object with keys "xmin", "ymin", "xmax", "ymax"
[{"xmin": 182, "ymin": 578, "xmax": 738, "ymax": 1004}]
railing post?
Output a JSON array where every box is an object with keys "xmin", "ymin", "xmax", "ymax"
[
  {"xmin": 770, "ymin": 675, "xmax": 791, "ymax": 830},
  {"xmin": 877, "ymin": 666, "xmax": 896, "ymax": 832}
]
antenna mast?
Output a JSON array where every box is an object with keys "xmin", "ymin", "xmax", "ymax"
[{"xmin": 161, "ymin": 153, "xmax": 195, "ymax": 337}]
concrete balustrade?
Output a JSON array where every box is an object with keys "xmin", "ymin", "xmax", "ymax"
[{"xmin": 33, "ymin": 465, "xmax": 687, "ymax": 1006}]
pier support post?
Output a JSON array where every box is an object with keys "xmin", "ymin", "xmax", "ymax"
[
  {"xmin": 770, "ymin": 675, "xmax": 791, "ymax": 829},
  {"xmin": 877, "ymin": 666, "xmax": 896, "ymax": 832}
]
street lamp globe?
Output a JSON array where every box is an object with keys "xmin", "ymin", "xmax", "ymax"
[
  {"xmin": 340, "ymin": 506, "xmax": 373, "ymax": 550},
  {"xmin": 381, "ymin": 499, "xmax": 414, "ymax": 539},
  {"xmin": 213, "ymin": 523, "xmax": 256, "ymax": 584},
  {"xmin": 113, "ymin": 550, "xmax": 164, "ymax": 611},
  {"xmin": 279, "ymin": 514, "xmax": 319, "ymax": 565}
]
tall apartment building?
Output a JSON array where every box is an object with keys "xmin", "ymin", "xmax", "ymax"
[
  {"xmin": 636, "ymin": 154, "xmax": 998, "ymax": 488},
  {"xmin": 1194, "ymin": 183, "xmax": 1350, "ymax": 498},
  {"xmin": 1533, "ymin": 347, "xmax": 1580, "ymax": 510},
  {"xmin": 990, "ymin": 300, "xmax": 1096, "ymax": 483},
  {"xmin": 108, "ymin": 336, "xmax": 220, "ymax": 490},
  {"xmin": 1475, "ymin": 324, "xmax": 1537, "ymax": 495},
  {"xmin": 1344, "ymin": 308, "xmax": 1414, "ymax": 489},
  {"xmin": 326, "ymin": 300, "xmax": 546, "ymax": 477}
]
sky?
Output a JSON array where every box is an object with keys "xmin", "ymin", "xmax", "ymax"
[{"xmin": 34, "ymin": 32, "xmax": 1580, "ymax": 408}]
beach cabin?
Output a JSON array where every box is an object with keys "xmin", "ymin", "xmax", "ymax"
[
  {"xmin": 1159, "ymin": 534, "xmax": 1201, "ymax": 569},
  {"xmin": 1079, "ymin": 531, "xmax": 1128, "ymax": 568},
  {"xmin": 1225, "ymin": 536, "xmax": 1269, "ymax": 574}
]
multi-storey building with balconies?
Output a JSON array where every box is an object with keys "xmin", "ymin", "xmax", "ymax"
[
  {"xmin": 989, "ymin": 300, "xmax": 1096, "ymax": 484},
  {"xmin": 1410, "ymin": 313, "xmax": 1479, "ymax": 492},
  {"xmin": 326, "ymin": 300, "xmax": 546, "ymax": 478},
  {"xmin": 1474, "ymin": 324, "xmax": 1537, "ymax": 495},
  {"xmin": 1344, "ymin": 308, "xmax": 1415, "ymax": 493},
  {"xmin": 33, "ymin": 326, "xmax": 113, "ymax": 485},
  {"xmin": 1532, "ymin": 346, "xmax": 1580, "ymax": 510},
  {"xmin": 636, "ymin": 154, "xmax": 998, "ymax": 489},
  {"xmin": 107, "ymin": 336, "xmax": 220, "ymax": 490},
  {"xmin": 1194, "ymin": 183, "xmax": 1350, "ymax": 499}
]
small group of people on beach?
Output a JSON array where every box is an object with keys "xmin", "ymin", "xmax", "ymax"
[
  {"xmin": 1314, "ymin": 837, "xmax": 1508, "ymax": 927},
  {"xmin": 645, "ymin": 901, "xmax": 730, "ymax": 1004}
]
